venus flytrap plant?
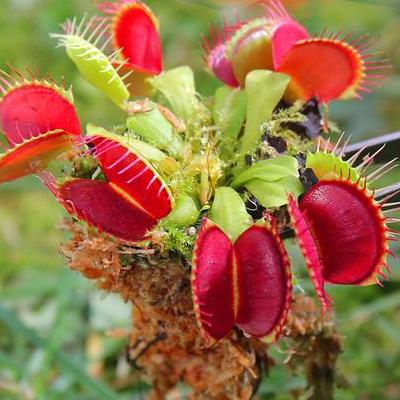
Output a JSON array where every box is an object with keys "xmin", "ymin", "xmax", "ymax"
[
  {"xmin": 51, "ymin": 17, "xmax": 131, "ymax": 109},
  {"xmin": 0, "ymin": 70, "xmax": 81, "ymax": 141},
  {"xmin": 42, "ymin": 124, "xmax": 174, "ymax": 243},
  {"xmin": 0, "ymin": 0, "xmax": 398, "ymax": 398},
  {"xmin": 288, "ymin": 177, "xmax": 391, "ymax": 312},
  {"xmin": 0, "ymin": 69, "xmax": 82, "ymax": 183},
  {"xmin": 86, "ymin": 124, "xmax": 171, "ymax": 168},
  {"xmin": 204, "ymin": 0, "xmax": 388, "ymax": 103},
  {"xmin": 97, "ymin": 0, "xmax": 163, "ymax": 96},
  {"xmin": 192, "ymin": 215, "xmax": 292, "ymax": 344}
]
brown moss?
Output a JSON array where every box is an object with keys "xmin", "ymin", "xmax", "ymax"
[
  {"xmin": 61, "ymin": 219, "xmax": 268, "ymax": 399},
  {"xmin": 283, "ymin": 295, "xmax": 343, "ymax": 400},
  {"xmin": 61, "ymin": 221, "xmax": 345, "ymax": 400}
]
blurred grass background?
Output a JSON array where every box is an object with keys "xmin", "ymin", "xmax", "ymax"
[{"xmin": 0, "ymin": 0, "xmax": 400, "ymax": 398}]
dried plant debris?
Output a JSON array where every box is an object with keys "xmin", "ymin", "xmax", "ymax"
[
  {"xmin": 283, "ymin": 296, "xmax": 344, "ymax": 400},
  {"xmin": 62, "ymin": 220, "xmax": 265, "ymax": 399}
]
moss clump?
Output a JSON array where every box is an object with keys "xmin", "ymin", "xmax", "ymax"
[
  {"xmin": 159, "ymin": 226, "xmax": 196, "ymax": 261},
  {"xmin": 262, "ymin": 103, "xmax": 314, "ymax": 156}
]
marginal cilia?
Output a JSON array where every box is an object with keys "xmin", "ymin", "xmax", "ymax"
[{"xmin": 0, "ymin": 0, "xmax": 397, "ymax": 344}]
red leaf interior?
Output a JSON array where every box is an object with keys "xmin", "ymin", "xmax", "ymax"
[
  {"xmin": 114, "ymin": 2, "xmax": 162, "ymax": 74},
  {"xmin": 277, "ymin": 39, "xmax": 363, "ymax": 102},
  {"xmin": 0, "ymin": 84, "xmax": 81, "ymax": 147},
  {"xmin": 89, "ymin": 134, "xmax": 172, "ymax": 220},
  {"xmin": 56, "ymin": 178, "xmax": 157, "ymax": 243},
  {"xmin": 300, "ymin": 180, "xmax": 388, "ymax": 285},
  {"xmin": 234, "ymin": 224, "xmax": 291, "ymax": 339},
  {"xmin": 0, "ymin": 130, "xmax": 76, "ymax": 183},
  {"xmin": 192, "ymin": 218, "xmax": 292, "ymax": 342},
  {"xmin": 192, "ymin": 220, "xmax": 235, "ymax": 341}
]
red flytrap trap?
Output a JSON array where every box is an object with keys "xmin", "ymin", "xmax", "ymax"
[{"xmin": 0, "ymin": 0, "xmax": 398, "ymax": 397}]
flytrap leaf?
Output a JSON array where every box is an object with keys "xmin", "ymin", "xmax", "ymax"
[
  {"xmin": 306, "ymin": 151, "xmax": 362, "ymax": 183},
  {"xmin": 202, "ymin": 1, "xmax": 307, "ymax": 87},
  {"xmin": 45, "ymin": 177, "xmax": 157, "ymax": 243},
  {"xmin": 86, "ymin": 128, "xmax": 173, "ymax": 220},
  {"xmin": 305, "ymin": 133, "xmax": 378, "ymax": 188},
  {"xmin": 0, "ymin": 130, "xmax": 77, "ymax": 184},
  {"xmin": 0, "ymin": 72, "xmax": 81, "ymax": 183},
  {"xmin": 192, "ymin": 217, "xmax": 292, "ymax": 343},
  {"xmin": 44, "ymin": 127, "xmax": 173, "ymax": 243},
  {"xmin": 288, "ymin": 179, "xmax": 391, "ymax": 311},
  {"xmin": 97, "ymin": 0, "xmax": 163, "ymax": 75},
  {"xmin": 51, "ymin": 17, "xmax": 130, "ymax": 109},
  {"xmin": 0, "ymin": 72, "xmax": 81, "ymax": 146},
  {"xmin": 277, "ymin": 38, "xmax": 367, "ymax": 102}
]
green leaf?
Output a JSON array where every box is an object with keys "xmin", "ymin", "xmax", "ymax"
[
  {"xmin": 126, "ymin": 108, "xmax": 184, "ymax": 157},
  {"xmin": 240, "ymin": 70, "xmax": 290, "ymax": 158},
  {"xmin": 245, "ymin": 176, "xmax": 304, "ymax": 208},
  {"xmin": 211, "ymin": 187, "xmax": 252, "ymax": 241},
  {"xmin": 150, "ymin": 66, "xmax": 197, "ymax": 122},
  {"xmin": 213, "ymin": 86, "xmax": 246, "ymax": 142},
  {"xmin": 163, "ymin": 193, "xmax": 200, "ymax": 227},
  {"xmin": 231, "ymin": 155, "xmax": 299, "ymax": 188}
]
